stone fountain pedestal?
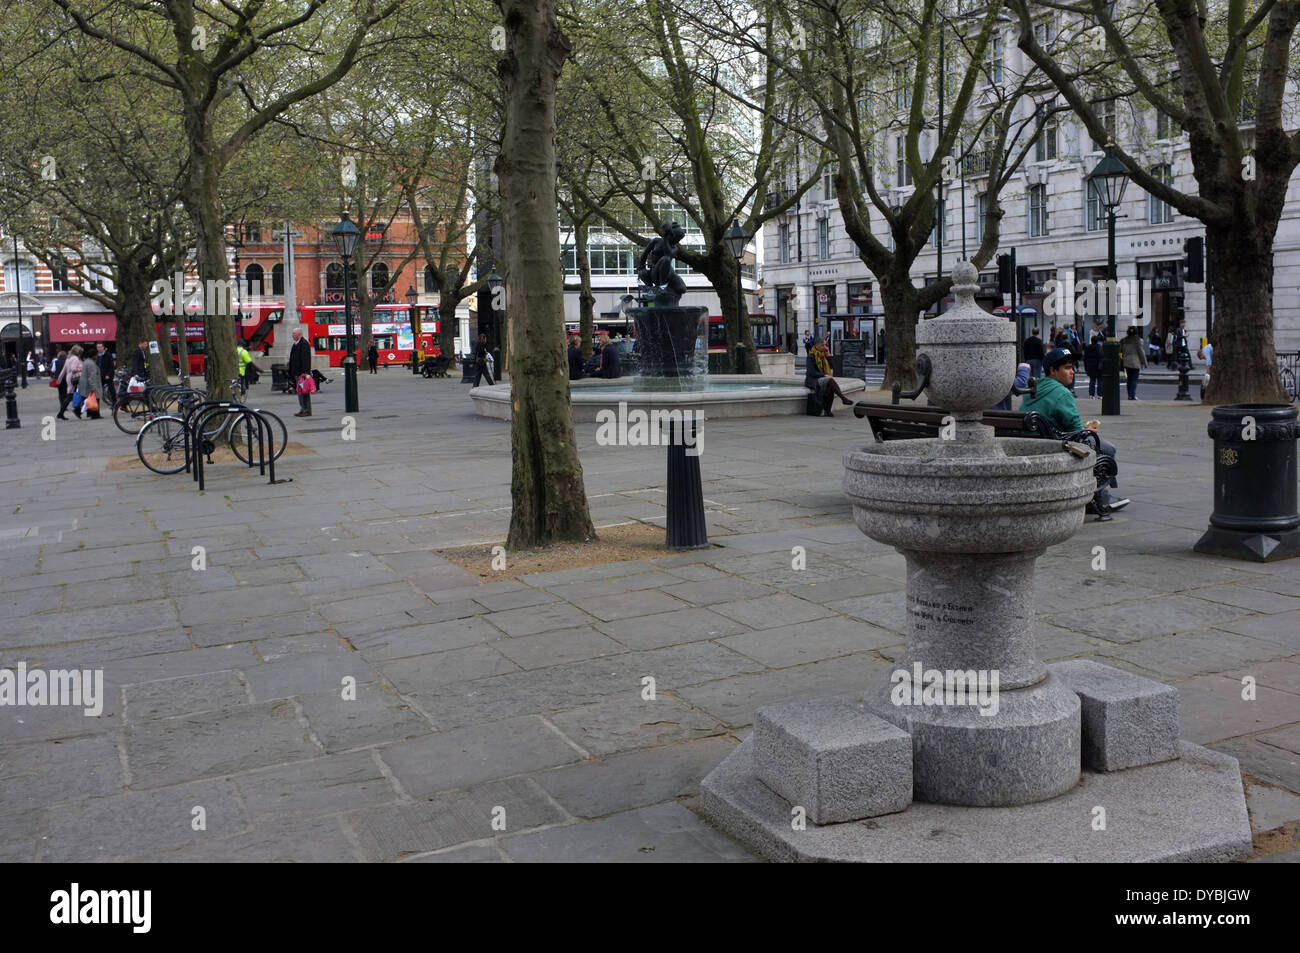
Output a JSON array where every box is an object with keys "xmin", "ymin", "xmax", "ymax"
[{"xmin": 700, "ymin": 262, "xmax": 1251, "ymax": 862}]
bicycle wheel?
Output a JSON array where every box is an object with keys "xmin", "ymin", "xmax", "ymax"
[
  {"xmin": 113, "ymin": 395, "xmax": 150, "ymax": 434},
  {"xmin": 229, "ymin": 410, "xmax": 288, "ymax": 464},
  {"xmin": 136, "ymin": 416, "xmax": 189, "ymax": 474}
]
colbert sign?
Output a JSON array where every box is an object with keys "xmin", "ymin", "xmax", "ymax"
[{"xmin": 50, "ymin": 312, "xmax": 118, "ymax": 341}]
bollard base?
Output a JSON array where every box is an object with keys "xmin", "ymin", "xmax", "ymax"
[{"xmin": 1194, "ymin": 525, "xmax": 1300, "ymax": 562}]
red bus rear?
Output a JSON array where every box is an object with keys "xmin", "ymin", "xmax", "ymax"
[
  {"xmin": 301, "ymin": 303, "xmax": 438, "ymax": 368},
  {"xmin": 153, "ymin": 301, "xmax": 283, "ymax": 374},
  {"xmin": 707, "ymin": 313, "xmax": 780, "ymax": 353}
]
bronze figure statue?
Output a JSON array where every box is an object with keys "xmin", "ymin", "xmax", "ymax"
[{"xmin": 637, "ymin": 221, "xmax": 688, "ymax": 307}]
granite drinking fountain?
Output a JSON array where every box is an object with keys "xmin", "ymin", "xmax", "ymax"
[{"xmin": 701, "ymin": 262, "xmax": 1252, "ymax": 862}]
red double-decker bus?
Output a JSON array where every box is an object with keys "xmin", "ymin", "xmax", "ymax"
[
  {"xmin": 153, "ymin": 301, "xmax": 283, "ymax": 375},
  {"xmin": 707, "ymin": 313, "xmax": 780, "ymax": 353},
  {"xmin": 301, "ymin": 303, "xmax": 439, "ymax": 367}
]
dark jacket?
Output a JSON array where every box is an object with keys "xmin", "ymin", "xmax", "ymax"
[
  {"xmin": 97, "ymin": 350, "xmax": 115, "ymax": 382},
  {"xmin": 474, "ymin": 341, "xmax": 490, "ymax": 367},
  {"xmin": 1084, "ymin": 342, "xmax": 1103, "ymax": 376},
  {"xmin": 597, "ymin": 343, "xmax": 621, "ymax": 379},
  {"xmin": 288, "ymin": 337, "xmax": 312, "ymax": 379},
  {"xmin": 568, "ymin": 345, "xmax": 584, "ymax": 380},
  {"xmin": 1019, "ymin": 376, "xmax": 1083, "ymax": 433},
  {"xmin": 131, "ymin": 347, "xmax": 147, "ymax": 378},
  {"xmin": 1023, "ymin": 335, "xmax": 1045, "ymax": 361}
]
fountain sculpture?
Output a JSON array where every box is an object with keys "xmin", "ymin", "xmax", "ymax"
[{"xmin": 701, "ymin": 262, "xmax": 1252, "ymax": 862}]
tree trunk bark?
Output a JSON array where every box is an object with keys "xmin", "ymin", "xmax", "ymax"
[
  {"xmin": 118, "ymin": 264, "xmax": 168, "ymax": 384},
  {"xmin": 576, "ymin": 219, "xmax": 594, "ymax": 359},
  {"xmin": 439, "ymin": 294, "xmax": 459, "ymax": 364},
  {"xmin": 1203, "ymin": 224, "xmax": 1288, "ymax": 404},
  {"xmin": 880, "ymin": 270, "xmax": 920, "ymax": 393},
  {"xmin": 703, "ymin": 254, "xmax": 759, "ymax": 373},
  {"xmin": 497, "ymin": 0, "xmax": 596, "ymax": 549}
]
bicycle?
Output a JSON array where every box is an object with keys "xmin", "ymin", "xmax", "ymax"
[{"xmin": 136, "ymin": 396, "xmax": 287, "ymax": 474}]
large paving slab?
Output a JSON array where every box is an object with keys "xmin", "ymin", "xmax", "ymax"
[{"xmin": 3, "ymin": 376, "xmax": 1297, "ymax": 861}]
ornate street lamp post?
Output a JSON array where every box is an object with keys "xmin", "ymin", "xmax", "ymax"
[
  {"xmin": 1089, "ymin": 140, "xmax": 1128, "ymax": 417},
  {"xmin": 405, "ymin": 284, "xmax": 420, "ymax": 374},
  {"xmin": 332, "ymin": 214, "xmax": 360, "ymax": 413},
  {"xmin": 724, "ymin": 219, "xmax": 749, "ymax": 372}
]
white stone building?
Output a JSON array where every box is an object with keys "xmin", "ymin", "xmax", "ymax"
[{"xmin": 761, "ymin": 13, "xmax": 1300, "ymax": 360}]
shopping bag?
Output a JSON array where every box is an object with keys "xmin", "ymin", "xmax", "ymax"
[
  {"xmin": 85, "ymin": 393, "xmax": 99, "ymax": 413},
  {"xmin": 72, "ymin": 391, "xmax": 84, "ymax": 410},
  {"xmin": 296, "ymin": 373, "xmax": 316, "ymax": 394}
]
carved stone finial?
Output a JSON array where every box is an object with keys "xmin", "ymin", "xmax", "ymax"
[{"xmin": 951, "ymin": 260, "xmax": 979, "ymax": 304}]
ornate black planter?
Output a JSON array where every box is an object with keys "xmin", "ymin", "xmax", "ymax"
[{"xmin": 1194, "ymin": 403, "xmax": 1300, "ymax": 561}]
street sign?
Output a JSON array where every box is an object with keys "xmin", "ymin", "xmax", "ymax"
[{"xmin": 272, "ymin": 229, "xmax": 304, "ymax": 240}]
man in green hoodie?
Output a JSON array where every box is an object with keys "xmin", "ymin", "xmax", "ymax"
[{"xmin": 1021, "ymin": 347, "xmax": 1129, "ymax": 511}]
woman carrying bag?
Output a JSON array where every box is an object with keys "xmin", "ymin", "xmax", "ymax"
[
  {"xmin": 78, "ymin": 351, "xmax": 103, "ymax": 419},
  {"xmin": 55, "ymin": 346, "xmax": 83, "ymax": 419}
]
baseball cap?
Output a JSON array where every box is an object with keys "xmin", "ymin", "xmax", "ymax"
[{"xmin": 1043, "ymin": 347, "xmax": 1073, "ymax": 370}]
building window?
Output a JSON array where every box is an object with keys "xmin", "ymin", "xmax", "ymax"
[
  {"xmin": 895, "ymin": 69, "xmax": 911, "ymax": 110},
  {"xmin": 271, "ymin": 263, "xmax": 285, "ymax": 296},
  {"xmin": 1091, "ymin": 1, "xmax": 1117, "ymax": 24},
  {"xmin": 1084, "ymin": 178, "xmax": 1103, "ymax": 231},
  {"xmin": 930, "ymin": 197, "xmax": 946, "ymax": 247},
  {"xmin": 1034, "ymin": 19, "xmax": 1056, "ymax": 47},
  {"xmin": 976, "ymin": 192, "xmax": 988, "ymax": 241},
  {"xmin": 326, "ymin": 262, "xmax": 345, "ymax": 290},
  {"xmin": 1092, "ymin": 99, "xmax": 1116, "ymax": 147},
  {"xmin": 896, "ymin": 137, "xmax": 912, "ymax": 186},
  {"xmin": 1148, "ymin": 164, "xmax": 1174, "ymax": 224},
  {"xmin": 778, "ymin": 223, "xmax": 791, "ymax": 263},
  {"xmin": 4, "ymin": 259, "xmax": 35, "ymax": 293},
  {"xmin": 50, "ymin": 263, "xmax": 69, "ymax": 292},
  {"xmin": 244, "ymin": 263, "xmax": 264, "ymax": 296},
  {"xmin": 983, "ymin": 34, "xmax": 1004, "ymax": 86},
  {"xmin": 823, "ymin": 164, "xmax": 836, "ymax": 201},
  {"xmin": 1028, "ymin": 184, "xmax": 1048, "ymax": 237},
  {"xmin": 1035, "ymin": 108, "xmax": 1057, "ymax": 161},
  {"xmin": 848, "ymin": 282, "xmax": 871, "ymax": 314},
  {"xmin": 424, "ymin": 264, "xmax": 439, "ymax": 293},
  {"xmin": 817, "ymin": 218, "xmax": 830, "ymax": 259}
]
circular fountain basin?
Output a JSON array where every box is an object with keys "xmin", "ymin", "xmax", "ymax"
[
  {"xmin": 470, "ymin": 375, "xmax": 869, "ymax": 422},
  {"xmin": 842, "ymin": 437, "xmax": 1096, "ymax": 553}
]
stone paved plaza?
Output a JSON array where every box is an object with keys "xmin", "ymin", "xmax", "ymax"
[{"xmin": 2, "ymin": 373, "xmax": 1299, "ymax": 862}]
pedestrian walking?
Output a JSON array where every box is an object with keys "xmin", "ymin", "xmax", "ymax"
[
  {"xmin": 1023, "ymin": 328, "xmax": 1045, "ymax": 379},
  {"xmin": 78, "ymin": 350, "xmax": 103, "ymax": 419},
  {"xmin": 96, "ymin": 343, "xmax": 116, "ymax": 407},
  {"xmin": 1148, "ymin": 326, "xmax": 1162, "ymax": 365},
  {"xmin": 367, "ymin": 343, "xmax": 379, "ymax": 374},
  {"xmin": 55, "ymin": 345, "xmax": 84, "ymax": 419},
  {"xmin": 472, "ymin": 332, "xmax": 495, "ymax": 387},
  {"xmin": 287, "ymin": 327, "xmax": 313, "ymax": 417},
  {"xmin": 1120, "ymin": 325, "xmax": 1148, "ymax": 400},
  {"xmin": 1165, "ymin": 328, "xmax": 1175, "ymax": 368},
  {"xmin": 1083, "ymin": 333, "xmax": 1104, "ymax": 398},
  {"xmin": 131, "ymin": 340, "xmax": 149, "ymax": 380}
]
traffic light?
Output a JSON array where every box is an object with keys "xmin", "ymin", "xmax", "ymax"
[
  {"xmin": 997, "ymin": 254, "xmax": 1013, "ymax": 294},
  {"xmin": 1016, "ymin": 265, "xmax": 1031, "ymax": 296},
  {"xmin": 1183, "ymin": 236, "xmax": 1204, "ymax": 283}
]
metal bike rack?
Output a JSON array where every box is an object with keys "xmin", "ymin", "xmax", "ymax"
[{"xmin": 184, "ymin": 400, "xmax": 292, "ymax": 491}]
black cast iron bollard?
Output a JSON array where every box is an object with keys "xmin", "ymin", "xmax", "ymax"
[
  {"xmin": 1175, "ymin": 348, "xmax": 1194, "ymax": 401},
  {"xmin": 1, "ymin": 366, "xmax": 19, "ymax": 429},
  {"xmin": 1194, "ymin": 403, "xmax": 1300, "ymax": 561},
  {"xmin": 665, "ymin": 417, "xmax": 708, "ymax": 550}
]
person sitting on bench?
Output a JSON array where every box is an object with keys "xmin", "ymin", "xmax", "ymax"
[
  {"xmin": 1020, "ymin": 347, "xmax": 1129, "ymax": 512},
  {"xmin": 805, "ymin": 337, "xmax": 854, "ymax": 417}
]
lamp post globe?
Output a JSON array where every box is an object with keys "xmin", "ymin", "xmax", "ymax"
[
  {"xmin": 332, "ymin": 214, "xmax": 361, "ymax": 412},
  {"xmin": 1089, "ymin": 140, "xmax": 1128, "ymax": 417}
]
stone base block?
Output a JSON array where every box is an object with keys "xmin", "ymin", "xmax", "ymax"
[
  {"xmin": 700, "ymin": 739, "xmax": 1252, "ymax": 862},
  {"xmin": 753, "ymin": 698, "xmax": 911, "ymax": 824},
  {"xmin": 1194, "ymin": 525, "xmax": 1300, "ymax": 562},
  {"xmin": 1051, "ymin": 660, "xmax": 1179, "ymax": 771},
  {"xmin": 867, "ymin": 671, "xmax": 1081, "ymax": 806}
]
